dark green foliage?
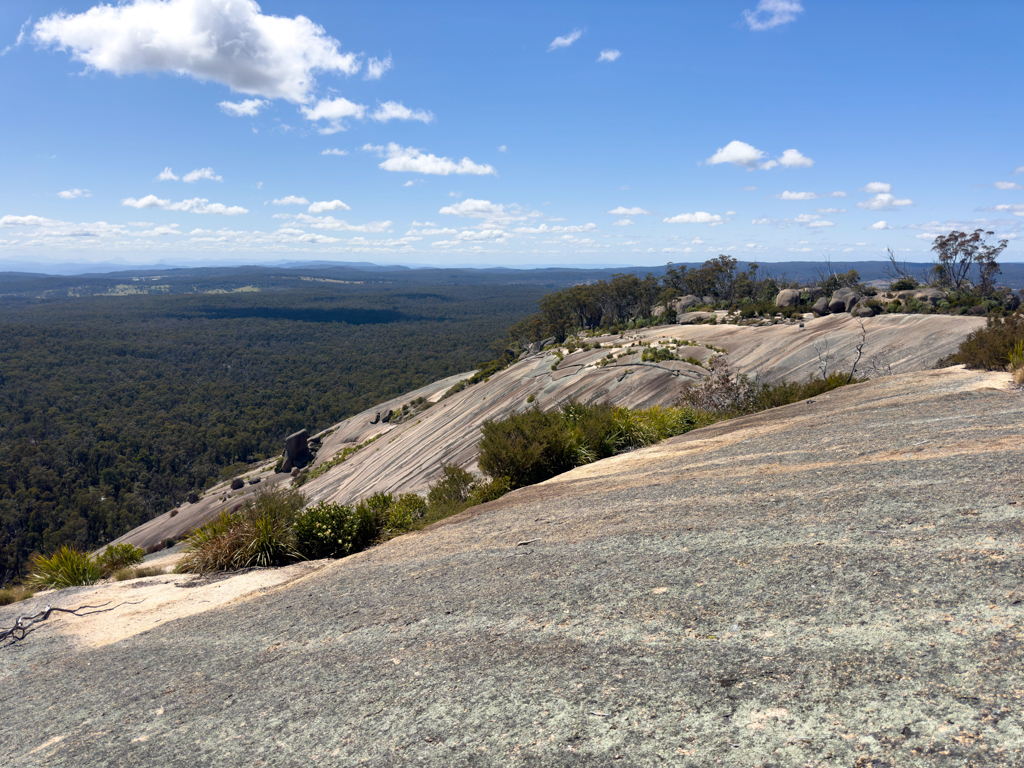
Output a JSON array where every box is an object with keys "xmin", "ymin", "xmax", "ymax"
[
  {"xmin": 0, "ymin": 278, "xmax": 544, "ymax": 583},
  {"xmin": 890, "ymin": 277, "xmax": 918, "ymax": 291},
  {"xmin": 293, "ymin": 501, "xmax": 376, "ymax": 560},
  {"xmin": 96, "ymin": 542, "xmax": 145, "ymax": 576},
  {"xmin": 937, "ymin": 312, "xmax": 1024, "ymax": 370},
  {"xmin": 175, "ymin": 487, "xmax": 305, "ymax": 573},
  {"xmin": 641, "ymin": 346, "xmax": 678, "ymax": 363},
  {"xmin": 27, "ymin": 546, "xmax": 101, "ymax": 589},
  {"xmin": 426, "ymin": 465, "xmax": 476, "ymax": 511}
]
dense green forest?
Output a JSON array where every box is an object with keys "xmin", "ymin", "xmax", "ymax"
[{"xmin": 0, "ymin": 273, "xmax": 547, "ymax": 583}]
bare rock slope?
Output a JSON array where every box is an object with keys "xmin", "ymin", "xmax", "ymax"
[
  {"xmin": 116, "ymin": 313, "xmax": 982, "ymax": 549},
  {"xmin": 3, "ymin": 365, "xmax": 1022, "ymax": 766}
]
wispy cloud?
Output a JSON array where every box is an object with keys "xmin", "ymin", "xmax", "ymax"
[
  {"xmin": 597, "ymin": 49, "xmax": 621, "ymax": 62},
  {"xmin": 122, "ymin": 195, "xmax": 248, "ymax": 215},
  {"xmin": 369, "ymin": 101, "xmax": 434, "ymax": 123},
  {"xmin": 272, "ymin": 196, "xmax": 309, "ymax": 206},
  {"xmin": 219, "ymin": 99, "xmax": 268, "ymax": 117},
  {"xmin": 365, "ymin": 55, "xmax": 393, "ymax": 80},
  {"xmin": 1, "ymin": 17, "xmax": 31, "ymax": 56},
  {"xmin": 58, "ymin": 188, "xmax": 91, "ymax": 199},
  {"xmin": 742, "ymin": 0, "xmax": 804, "ymax": 31},
  {"xmin": 548, "ymin": 28, "xmax": 583, "ymax": 51},
  {"xmin": 607, "ymin": 206, "xmax": 651, "ymax": 215},
  {"xmin": 183, "ymin": 167, "xmax": 222, "ymax": 183},
  {"xmin": 321, "ymin": 148, "xmax": 348, "ymax": 156}
]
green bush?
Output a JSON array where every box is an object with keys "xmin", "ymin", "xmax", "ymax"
[
  {"xmin": 890, "ymin": 277, "xmax": 918, "ymax": 291},
  {"xmin": 27, "ymin": 546, "xmax": 102, "ymax": 589},
  {"xmin": 385, "ymin": 493, "xmax": 428, "ymax": 530},
  {"xmin": 294, "ymin": 501, "xmax": 376, "ymax": 560},
  {"xmin": 641, "ymin": 346, "xmax": 678, "ymax": 363},
  {"xmin": 467, "ymin": 476, "xmax": 513, "ymax": 506},
  {"xmin": 937, "ymin": 312, "xmax": 1024, "ymax": 370},
  {"xmin": 176, "ymin": 487, "xmax": 305, "ymax": 573},
  {"xmin": 427, "ymin": 464, "xmax": 477, "ymax": 511},
  {"xmin": 97, "ymin": 542, "xmax": 145, "ymax": 576}
]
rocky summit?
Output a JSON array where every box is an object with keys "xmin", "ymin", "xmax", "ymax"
[{"xmin": 1, "ymin": 364, "xmax": 1021, "ymax": 767}]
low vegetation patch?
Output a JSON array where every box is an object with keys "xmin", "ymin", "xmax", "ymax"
[
  {"xmin": 0, "ymin": 585, "xmax": 35, "ymax": 606},
  {"xmin": 112, "ymin": 565, "xmax": 166, "ymax": 581},
  {"xmin": 97, "ymin": 542, "xmax": 146, "ymax": 576},
  {"xmin": 937, "ymin": 311, "xmax": 1024, "ymax": 373},
  {"xmin": 27, "ymin": 546, "xmax": 102, "ymax": 590}
]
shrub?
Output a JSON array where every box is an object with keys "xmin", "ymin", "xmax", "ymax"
[
  {"xmin": 467, "ymin": 476, "xmax": 512, "ymax": 506},
  {"xmin": 385, "ymin": 493, "xmax": 428, "ymax": 530},
  {"xmin": 641, "ymin": 346, "xmax": 678, "ymax": 363},
  {"xmin": 112, "ymin": 565, "xmax": 165, "ymax": 581},
  {"xmin": 937, "ymin": 312, "xmax": 1024, "ymax": 370},
  {"xmin": 176, "ymin": 487, "xmax": 305, "ymax": 573},
  {"xmin": 97, "ymin": 542, "xmax": 145, "ymax": 576},
  {"xmin": 0, "ymin": 585, "xmax": 34, "ymax": 606},
  {"xmin": 427, "ymin": 464, "xmax": 477, "ymax": 511},
  {"xmin": 890, "ymin": 277, "xmax": 918, "ymax": 291},
  {"xmin": 27, "ymin": 546, "xmax": 102, "ymax": 589},
  {"xmin": 294, "ymin": 501, "xmax": 376, "ymax": 560}
]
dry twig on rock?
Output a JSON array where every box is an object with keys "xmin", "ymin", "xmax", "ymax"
[{"xmin": 1, "ymin": 599, "xmax": 144, "ymax": 644}]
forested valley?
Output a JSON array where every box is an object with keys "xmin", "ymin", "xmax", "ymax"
[{"xmin": 0, "ymin": 268, "xmax": 552, "ymax": 583}]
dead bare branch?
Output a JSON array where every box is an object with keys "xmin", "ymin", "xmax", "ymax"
[{"xmin": 1, "ymin": 599, "xmax": 145, "ymax": 644}]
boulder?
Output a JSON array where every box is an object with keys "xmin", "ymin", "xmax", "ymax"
[
  {"xmin": 527, "ymin": 336, "xmax": 557, "ymax": 355},
  {"xmin": 829, "ymin": 287, "xmax": 862, "ymax": 314},
  {"xmin": 913, "ymin": 288, "xmax": 945, "ymax": 306},
  {"xmin": 652, "ymin": 304, "xmax": 666, "ymax": 317},
  {"xmin": 230, "ymin": 478, "xmax": 244, "ymax": 490},
  {"xmin": 281, "ymin": 429, "xmax": 314, "ymax": 472},
  {"xmin": 381, "ymin": 409, "xmax": 394, "ymax": 424},
  {"xmin": 775, "ymin": 289, "xmax": 801, "ymax": 308},
  {"xmin": 248, "ymin": 477, "xmax": 261, "ymax": 485},
  {"xmin": 290, "ymin": 468, "xmax": 300, "ymax": 478},
  {"xmin": 676, "ymin": 311, "xmax": 717, "ymax": 325},
  {"xmin": 674, "ymin": 295, "xmax": 701, "ymax": 312},
  {"xmin": 895, "ymin": 289, "xmax": 918, "ymax": 301},
  {"xmin": 852, "ymin": 305, "xmax": 877, "ymax": 318},
  {"xmin": 185, "ymin": 491, "xmax": 199, "ymax": 504},
  {"xmin": 812, "ymin": 297, "xmax": 831, "ymax": 317},
  {"xmin": 1004, "ymin": 293, "xmax": 1021, "ymax": 311},
  {"xmin": 701, "ymin": 296, "xmax": 714, "ymax": 306}
]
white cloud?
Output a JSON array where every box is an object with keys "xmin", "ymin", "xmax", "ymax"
[
  {"xmin": 1, "ymin": 17, "xmax": 31, "ymax": 57},
  {"xmin": 777, "ymin": 148, "xmax": 813, "ymax": 167},
  {"xmin": 272, "ymin": 196, "xmax": 309, "ymax": 206},
  {"xmin": 807, "ymin": 220, "xmax": 834, "ymax": 228},
  {"xmin": 829, "ymin": 191, "xmax": 847, "ymax": 197},
  {"xmin": 308, "ymin": 199, "xmax": 350, "ymax": 213},
  {"xmin": 990, "ymin": 204, "xmax": 1024, "ymax": 212},
  {"xmin": 862, "ymin": 182, "xmax": 891, "ymax": 194},
  {"xmin": 281, "ymin": 213, "xmax": 391, "ymax": 232},
  {"xmin": 515, "ymin": 223, "xmax": 596, "ymax": 234},
  {"xmin": 793, "ymin": 213, "xmax": 819, "ymax": 223},
  {"xmin": 663, "ymin": 211, "xmax": 723, "ymax": 225},
  {"xmin": 58, "ymin": 188, "xmax": 91, "ymax": 199},
  {"xmin": 33, "ymin": 0, "xmax": 361, "ymax": 104},
  {"xmin": 364, "ymin": 143, "xmax": 496, "ymax": 176},
  {"xmin": 183, "ymin": 167, "xmax": 222, "ymax": 183},
  {"xmin": 122, "ymin": 195, "xmax": 248, "ymax": 214},
  {"xmin": 497, "ymin": 145, "xmax": 507, "ymax": 153},
  {"xmin": 995, "ymin": 181, "xmax": 1023, "ymax": 190},
  {"xmin": 301, "ymin": 97, "xmax": 367, "ymax": 133},
  {"xmin": 1, "ymin": 215, "xmax": 61, "ymax": 227},
  {"xmin": 219, "ymin": 98, "xmax": 267, "ymax": 117},
  {"xmin": 817, "ymin": 207, "xmax": 845, "ymax": 214},
  {"xmin": 403, "ymin": 181, "xmax": 414, "ymax": 187},
  {"xmin": 439, "ymin": 199, "xmax": 507, "ymax": 218},
  {"xmin": 321, "ymin": 148, "xmax": 348, "ymax": 156},
  {"xmin": 870, "ymin": 221, "xmax": 891, "ymax": 230},
  {"xmin": 612, "ymin": 219, "xmax": 633, "ymax": 226},
  {"xmin": 779, "ymin": 190, "xmax": 817, "ymax": 200},
  {"xmin": 1016, "ymin": 166, "xmax": 1024, "ymax": 174},
  {"xmin": 743, "ymin": 0, "xmax": 804, "ymax": 31},
  {"xmin": 548, "ymin": 28, "xmax": 583, "ymax": 51},
  {"xmin": 369, "ymin": 101, "xmax": 434, "ymax": 123},
  {"xmin": 707, "ymin": 140, "xmax": 766, "ymax": 169},
  {"xmin": 597, "ymin": 49, "xmax": 620, "ymax": 62},
  {"xmin": 857, "ymin": 193, "xmax": 913, "ymax": 210},
  {"xmin": 157, "ymin": 167, "xmax": 179, "ymax": 181},
  {"xmin": 365, "ymin": 55, "xmax": 392, "ymax": 80},
  {"xmin": 607, "ymin": 206, "xmax": 650, "ymax": 215}
]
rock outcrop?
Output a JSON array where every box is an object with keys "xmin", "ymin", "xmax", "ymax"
[
  {"xmin": 280, "ymin": 429, "xmax": 314, "ymax": 472},
  {"xmin": 828, "ymin": 287, "xmax": 862, "ymax": 313},
  {"xmin": 812, "ymin": 296, "xmax": 831, "ymax": 316},
  {"xmin": 775, "ymin": 288, "xmax": 801, "ymax": 308}
]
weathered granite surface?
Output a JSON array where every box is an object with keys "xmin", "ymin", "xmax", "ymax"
[{"xmin": 2, "ymin": 366, "xmax": 1021, "ymax": 766}]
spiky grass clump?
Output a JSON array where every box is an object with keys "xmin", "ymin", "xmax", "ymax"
[
  {"xmin": 27, "ymin": 546, "xmax": 102, "ymax": 589},
  {"xmin": 176, "ymin": 488, "xmax": 305, "ymax": 574},
  {"xmin": 112, "ymin": 565, "xmax": 166, "ymax": 581},
  {"xmin": 97, "ymin": 542, "xmax": 145, "ymax": 576}
]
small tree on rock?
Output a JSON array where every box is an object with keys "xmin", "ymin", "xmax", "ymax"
[{"xmin": 931, "ymin": 229, "xmax": 1007, "ymax": 293}]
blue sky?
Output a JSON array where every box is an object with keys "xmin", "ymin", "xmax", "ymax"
[{"xmin": 1, "ymin": 0, "xmax": 1022, "ymax": 270}]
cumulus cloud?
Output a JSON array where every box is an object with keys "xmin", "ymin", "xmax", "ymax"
[
  {"xmin": 995, "ymin": 181, "xmax": 1023, "ymax": 190},
  {"xmin": 307, "ymin": 199, "xmax": 349, "ymax": 213},
  {"xmin": 742, "ymin": 0, "xmax": 804, "ymax": 30},
  {"xmin": 365, "ymin": 55, "xmax": 392, "ymax": 80},
  {"xmin": 123, "ymin": 195, "xmax": 248, "ymax": 214},
  {"xmin": 779, "ymin": 190, "xmax": 817, "ymax": 200},
  {"xmin": 807, "ymin": 220, "xmax": 834, "ymax": 228},
  {"xmin": 515, "ymin": 223, "xmax": 596, "ymax": 234},
  {"xmin": 857, "ymin": 184, "xmax": 913, "ymax": 210},
  {"xmin": 597, "ymin": 49, "xmax": 620, "ymax": 62},
  {"xmin": 33, "ymin": 0, "xmax": 361, "ymax": 104},
  {"xmin": 607, "ymin": 206, "xmax": 650, "ymax": 215},
  {"xmin": 663, "ymin": 211, "xmax": 724, "ymax": 225},
  {"xmin": 497, "ymin": 145, "xmax": 507, "ymax": 153},
  {"xmin": 272, "ymin": 196, "xmax": 309, "ymax": 206},
  {"xmin": 438, "ymin": 199, "xmax": 507, "ymax": 218},
  {"xmin": 707, "ymin": 140, "xmax": 767, "ymax": 169},
  {"xmin": 157, "ymin": 167, "xmax": 179, "ymax": 181},
  {"xmin": 707, "ymin": 141, "xmax": 813, "ymax": 170},
  {"xmin": 278, "ymin": 214, "xmax": 390, "ymax": 232},
  {"xmin": 369, "ymin": 101, "xmax": 433, "ymax": 123},
  {"xmin": 870, "ymin": 221, "xmax": 891, "ymax": 230},
  {"xmin": 363, "ymin": 143, "xmax": 496, "ymax": 176},
  {"xmin": 218, "ymin": 98, "xmax": 268, "ymax": 117},
  {"xmin": 0, "ymin": 215, "xmax": 61, "ymax": 227},
  {"xmin": 301, "ymin": 97, "xmax": 367, "ymax": 133},
  {"xmin": 612, "ymin": 219, "xmax": 633, "ymax": 226},
  {"xmin": 548, "ymin": 28, "xmax": 583, "ymax": 51},
  {"xmin": 58, "ymin": 188, "xmax": 91, "ymax": 199},
  {"xmin": 183, "ymin": 167, "xmax": 222, "ymax": 183},
  {"xmin": 321, "ymin": 148, "xmax": 348, "ymax": 156},
  {"xmin": 777, "ymin": 148, "xmax": 813, "ymax": 167}
]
